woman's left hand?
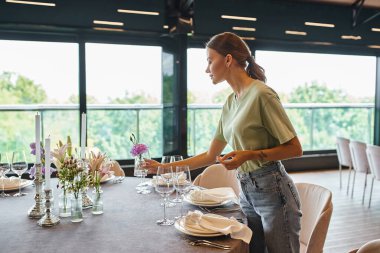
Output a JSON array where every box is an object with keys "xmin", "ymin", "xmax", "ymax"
[{"xmin": 217, "ymin": 150, "xmax": 252, "ymax": 170}]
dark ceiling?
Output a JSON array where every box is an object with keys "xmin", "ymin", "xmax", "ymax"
[{"xmin": 0, "ymin": 0, "xmax": 379, "ymax": 53}]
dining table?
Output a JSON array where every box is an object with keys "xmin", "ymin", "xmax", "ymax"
[{"xmin": 0, "ymin": 177, "xmax": 249, "ymax": 253}]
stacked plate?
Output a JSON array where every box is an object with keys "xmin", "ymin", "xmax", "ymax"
[
  {"xmin": 0, "ymin": 177, "xmax": 33, "ymax": 192},
  {"xmin": 174, "ymin": 217, "xmax": 223, "ymax": 237},
  {"xmin": 183, "ymin": 194, "xmax": 232, "ymax": 207}
]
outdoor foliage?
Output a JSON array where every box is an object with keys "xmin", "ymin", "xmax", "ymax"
[{"xmin": 0, "ymin": 72, "xmax": 374, "ymax": 161}]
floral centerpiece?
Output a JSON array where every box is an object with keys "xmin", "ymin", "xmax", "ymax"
[
  {"xmin": 130, "ymin": 133, "xmax": 149, "ymax": 178},
  {"xmin": 51, "ymin": 136, "xmax": 88, "ymax": 219},
  {"xmin": 88, "ymin": 151, "xmax": 109, "ymax": 194},
  {"xmin": 130, "ymin": 133, "xmax": 149, "ymax": 159}
]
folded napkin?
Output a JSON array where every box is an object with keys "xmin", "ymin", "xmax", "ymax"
[
  {"xmin": 189, "ymin": 187, "xmax": 237, "ymax": 204},
  {"xmin": 0, "ymin": 177, "xmax": 24, "ymax": 188},
  {"xmin": 100, "ymin": 171, "xmax": 115, "ymax": 183},
  {"xmin": 108, "ymin": 161, "xmax": 125, "ymax": 177},
  {"xmin": 183, "ymin": 210, "xmax": 252, "ymax": 244}
]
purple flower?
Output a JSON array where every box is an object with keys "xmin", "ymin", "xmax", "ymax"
[
  {"xmin": 130, "ymin": 143, "xmax": 149, "ymax": 157},
  {"xmin": 30, "ymin": 142, "xmax": 36, "ymax": 149},
  {"xmin": 29, "ymin": 165, "xmax": 56, "ymax": 179}
]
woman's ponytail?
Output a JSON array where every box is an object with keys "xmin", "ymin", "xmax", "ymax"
[{"xmin": 247, "ymin": 56, "xmax": 266, "ymax": 83}]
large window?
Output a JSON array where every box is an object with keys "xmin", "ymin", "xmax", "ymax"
[
  {"xmin": 256, "ymin": 51, "xmax": 376, "ymax": 150},
  {"xmin": 187, "ymin": 48, "xmax": 232, "ymax": 155},
  {"xmin": 187, "ymin": 48, "xmax": 376, "ymax": 153},
  {"xmin": 86, "ymin": 43, "xmax": 163, "ymax": 159},
  {"xmin": 0, "ymin": 40, "xmax": 79, "ymax": 160}
]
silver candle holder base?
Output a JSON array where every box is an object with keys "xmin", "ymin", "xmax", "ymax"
[
  {"xmin": 38, "ymin": 189, "xmax": 60, "ymax": 227},
  {"xmin": 28, "ymin": 163, "xmax": 45, "ymax": 219}
]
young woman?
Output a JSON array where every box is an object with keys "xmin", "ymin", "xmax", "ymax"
[{"xmin": 145, "ymin": 32, "xmax": 302, "ymax": 253}]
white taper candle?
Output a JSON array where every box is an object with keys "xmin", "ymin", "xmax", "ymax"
[
  {"xmin": 35, "ymin": 113, "xmax": 41, "ymax": 164},
  {"xmin": 45, "ymin": 137, "xmax": 51, "ymax": 190}
]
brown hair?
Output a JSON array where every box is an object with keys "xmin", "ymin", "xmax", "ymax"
[{"xmin": 205, "ymin": 32, "xmax": 266, "ymax": 83}]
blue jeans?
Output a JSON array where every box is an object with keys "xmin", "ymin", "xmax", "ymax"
[{"xmin": 237, "ymin": 162, "xmax": 302, "ymax": 253}]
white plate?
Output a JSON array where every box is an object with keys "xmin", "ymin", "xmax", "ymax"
[
  {"xmin": 1, "ymin": 179, "xmax": 33, "ymax": 192},
  {"xmin": 174, "ymin": 218, "xmax": 223, "ymax": 237},
  {"xmin": 183, "ymin": 194, "xmax": 232, "ymax": 207},
  {"xmin": 100, "ymin": 174, "xmax": 115, "ymax": 184}
]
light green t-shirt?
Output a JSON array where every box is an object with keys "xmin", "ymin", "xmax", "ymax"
[{"xmin": 214, "ymin": 80, "xmax": 297, "ymax": 172}]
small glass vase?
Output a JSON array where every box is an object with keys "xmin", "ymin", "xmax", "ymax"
[
  {"xmin": 81, "ymin": 187, "xmax": 93, "ymax": 209},
  {"xmin": 92, "ymin": 189, "xmax": 104, "ymax": 215},
  {"xmin": 71, "ymin": 194, "xmax": 83, "ymax": 223},
  {"xmin": 58, "ymin": 189, "xmax": 71, "ymax": 217}
]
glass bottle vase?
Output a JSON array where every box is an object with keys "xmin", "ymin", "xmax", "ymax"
[
  {"xmin": 59, "ymin": 189, "xmax": 71, "ymax": 217},
  {"xmin": 92, "ymin": 189, "xmax": 104, "ymax": 215},
  {"xmin": 71, "ymin": 194, "xmax": 83, "ymax": 223}
]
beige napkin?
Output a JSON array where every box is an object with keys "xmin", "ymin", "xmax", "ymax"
[
  {"xmin": 100, "ymin": 171, "xmax": 115, "ymax": 183},
  {"xmin": 0, "ymin": 177, "xmax": 24, "ymax": 188},
  {"xmin": 189, "ymin": 187, "xmax": 237, "ymax": 204},
  {"xmin": 108, "ymin": 161, "xmax": 125, "ymax": 177},
  {"xmin": 182, "ymin": 210, "xmax": 252, "ymax": 243}
]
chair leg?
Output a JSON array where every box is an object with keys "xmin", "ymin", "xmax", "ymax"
[
  {"xmin": 351, "ymin": 171, "xmax": 356, "ymax": 199},
  {"xmin": 362, "ymin": 173, "xmax": 368, "ymax": 205},
  {"xmin": 368, "ymin": 177, "xmax": 375, "ymax": 208},
  {"xmin": 339, "ymin": 164, "xmax": 342, "ymax": 189},
  {"xmin": 347, "ymin": 165, "xmax": 352, "ymax": 195}
]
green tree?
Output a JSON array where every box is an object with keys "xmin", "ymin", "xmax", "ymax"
[{"xmin": 286, "ymin": 81, "xmax": 373, "ymax": 150}]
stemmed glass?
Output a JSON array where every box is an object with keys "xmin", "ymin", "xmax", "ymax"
[
  {"xmin": 161, "ymin": 156, "xmax": 175, "ymax": 207},
  {"xmin": 170, "ymin": 155, "xmax": 183, "ymax": 203},
  {"xmin": 0, "ymin": 152, "xmax": 11, "ymax": 197},
  {"xmin": 174, "ymin": 165, "xmax": 192, "ymax": 219},
  {"xmin": 11, "ymin": 150, "xmax": 28, "ymax": 197},
  {"xmin": 155, "ymin": 166, "xmax": 175, "ymax": 226}
]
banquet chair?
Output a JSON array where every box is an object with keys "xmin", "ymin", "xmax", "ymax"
[
  {"xmin": 349, "ymin": 141, "xmax": 370, "ymax": 204},
  {"xmin": 366, "ymin": 144, "xmax": 380, "ymax": 208},
  {"xmin": 336, "ymin": 137, "xmax": 353, "ymax": 193},
  {"xmin": 347, "ymin": 239, "xmax": 380, "ymax": 253},
  {"xmin": 193, "ymin": 164, "xmax": 240, "ymax": 196},
  {"xmin": 296, "ymin": 183, "xmax": 333, "ymax": 253}
]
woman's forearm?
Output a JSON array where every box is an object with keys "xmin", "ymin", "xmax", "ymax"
[{"xmin": 252, "ymin": 136, "xmax": 303, "ymax": 162}]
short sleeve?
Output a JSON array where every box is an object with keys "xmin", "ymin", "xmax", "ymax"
[
  {"xmin": 214, "ymin": 114, "xmax": 226, "ymax": 142},
  {"xmin": 261, "ymin": 96, "xmax": 297, "ymax": 144}
]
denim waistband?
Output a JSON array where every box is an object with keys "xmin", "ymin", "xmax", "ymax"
[{"xmin": 237, "ymin": 161, "xmax": 285, "ymax": 180}]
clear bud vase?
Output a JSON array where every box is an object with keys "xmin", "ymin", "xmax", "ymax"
[
  {"xmin": 71, "ymin": 194, "xmax": 83, "ymax": 223},
  {"xmin": 92, "ymin": 189, "xmax": 104, "ymax": 215},
  {"xmin": 59, "ymin": 189, "xmax": 71, "ymax": 217}
]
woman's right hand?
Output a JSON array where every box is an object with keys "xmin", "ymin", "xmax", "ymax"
[{"xmin": 142, "ymin": 159, "xmax": 161, "ymax": 174}]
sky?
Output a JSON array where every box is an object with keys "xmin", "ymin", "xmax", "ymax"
[{"xmin": 0, "ymin": 40, "xmax": 376, "ymax": 104}]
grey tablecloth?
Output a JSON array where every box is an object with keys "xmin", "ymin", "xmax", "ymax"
[{"xmin": 0, "ymin": 178, "xmax": 249, "ymax": 253}]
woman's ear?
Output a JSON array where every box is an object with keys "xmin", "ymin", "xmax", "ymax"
[{"xmin": 225, "ymin": 54, "xmax": 232, "ymax": 68}]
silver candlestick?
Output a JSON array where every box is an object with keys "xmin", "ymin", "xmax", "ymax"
[
  {"xmin": 38, "ymin": 189, "xmax": 60, "ymax": 227},
  {"xmin": 28, "ymin": 163, "xmax": 45, "ymax": 219}
]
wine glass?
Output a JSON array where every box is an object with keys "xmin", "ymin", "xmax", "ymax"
[
  {"xmin": 160, "ymin": 156, "xmax": 176, "ymax": 207},
  {"xmin": 11, "ymin": 150, "xmax": 28, "ymax": 197},
  {"xmin": 161, "ymin": 156, "xmax": 171, "ymax": 164},
  {"xmin": 174, "ymin": 165, "xmax": 192, "ymax": 219},
  {"xmin": 170, "ymin": 155, "xmax": 184, "ymax": 203},
  {"xmin": 155, "ymin": 166, "xmax": 175, "ymax": 226},
  {"xmin": 0, "ymin": 152, "xmax": 11, "ymax": 197}
]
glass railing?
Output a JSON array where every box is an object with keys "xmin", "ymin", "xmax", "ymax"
[
  {"xmin": 0, "ymin": 104, "xmax": 162, "ymax": 160},
  {"xmin": 0, "ymin": 103, "xmax": 374, "ymax": 160},
  {"xmin": 187, "ymin": 103, "xmax": 374, "ymax": 156}
]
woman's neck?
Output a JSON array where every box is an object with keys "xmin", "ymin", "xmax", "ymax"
[{"xmin": 226, "ymin": 69, "xmax": 255, "ymax": 98}]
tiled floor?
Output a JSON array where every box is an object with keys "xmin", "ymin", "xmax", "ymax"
[{"xmin": 289, "ymin": 169, "xmax": 380, "ymax": 253}]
